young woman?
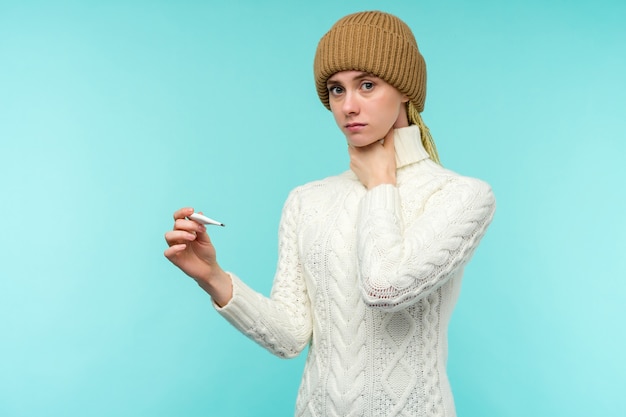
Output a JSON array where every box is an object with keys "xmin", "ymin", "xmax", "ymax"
[{"xmin": 164, "ymin": 11, "xmax": 495, "ymax": 417}]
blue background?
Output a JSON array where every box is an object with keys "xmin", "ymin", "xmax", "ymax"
[{"xmin": 1, "ymin": 0, "xmax": 624, "ymax": 416}]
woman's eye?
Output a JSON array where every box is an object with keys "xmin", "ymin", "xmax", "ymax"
[
  {"xmin": 361, "ymin": 82, "xmax": 374, "ymax": 91},
  {"xmin": 328, "ymin": 86, "xmax": 343, "ymax": 95}
]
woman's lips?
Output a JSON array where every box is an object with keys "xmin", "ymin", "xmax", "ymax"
[{"xmin": 345, "ymin": 123, "xmax": 366, "ymax": 133}]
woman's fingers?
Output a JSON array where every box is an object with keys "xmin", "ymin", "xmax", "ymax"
[
  {"xmin": 348, "ymin": 128, "xmax": 397, "ymax": 189},
  {"xmin": 173, "ymin": 207, "xmax": 194, "ymax": 220},
  {"xmin": 174, "ymin": 217, "xmax": 205, "ymax": 233},
  {"xmin": 171, "ymin": 208, "xmax": 208, "ymax": 238},
  {"xmin": 164, "ymin": 243, "xmax": 188, "ymax": 259},
  {"xmin": 164, "ymin": 229, "xmax": 197, "ymax": 246},
  {"xmin": 383, "ymin": 127, "xmax": 395, "ymax": 149}
]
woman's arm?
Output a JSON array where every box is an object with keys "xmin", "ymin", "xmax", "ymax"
[
  {"xmin": 213, "ymin": 190, "xmax": 313, "ymax": 358},
  {"xmin": 356, "ymin": 176, "xmax": 495, "ymax": 311},
  {"xmin": 164, "ymin": 192, "xmax": 312, "ymax": 358}
]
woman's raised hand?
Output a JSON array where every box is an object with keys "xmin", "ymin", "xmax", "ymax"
[
  {"xmin": 348, "ymin": 128, "xmax": 397, "ymax": 189},
  {"xmin": 164, "ymin": 207, "xmax": 232, "ymax": 306}
]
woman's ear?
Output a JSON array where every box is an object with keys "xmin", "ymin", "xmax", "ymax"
[{"xmin": 401, "ymin": 95, "xmax": 410, "ymax": 103}]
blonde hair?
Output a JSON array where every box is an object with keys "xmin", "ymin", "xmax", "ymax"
[{"xmin": 407, "ymin": 102, "xmax": 441, "ymax": 165}]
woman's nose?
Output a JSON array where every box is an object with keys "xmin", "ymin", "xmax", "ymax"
[{"xmin": 342, "ymin": 92, "xmax": 359, "ymax": 115}]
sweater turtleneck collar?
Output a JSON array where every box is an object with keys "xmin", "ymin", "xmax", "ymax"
[{"xmin": 393, "ymin": 125, "xmax": 430, "ymax": 169}]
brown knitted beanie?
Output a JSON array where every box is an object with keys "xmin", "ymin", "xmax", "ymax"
[{"xmin": 314, "ymin": 11, "xmax": 427, "ymax": 112}]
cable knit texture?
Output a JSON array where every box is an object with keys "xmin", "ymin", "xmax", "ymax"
[{"xmin": 216, "ymin": 125, "xmax": 496, "ymax": 416}]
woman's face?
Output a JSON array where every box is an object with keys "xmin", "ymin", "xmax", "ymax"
[{"xmin": 327, "ymin": 71, "xmax": 409, "ymax": 147}]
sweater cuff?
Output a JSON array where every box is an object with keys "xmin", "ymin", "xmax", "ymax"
[
  {"xmin": 360, "ymin": 183, "xmax": 401, "ymax": 215},
  {"xmin": 213, "ymin": 272, "xmax": 261, "ymax": 331}
]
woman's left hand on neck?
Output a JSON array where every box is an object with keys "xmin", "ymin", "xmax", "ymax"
[{"xmin": 348, "ymin": 128, "xmax": 397, "ymax": 189}]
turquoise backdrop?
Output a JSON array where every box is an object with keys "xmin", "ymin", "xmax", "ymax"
[{"xmin": 1, "ymin": 0, "xmax": 624, "ymax": 416}]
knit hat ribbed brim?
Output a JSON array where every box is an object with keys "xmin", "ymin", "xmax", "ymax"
[{"xmin": 314, "ymin": 11, "xmax": 427, "ymax": 112}]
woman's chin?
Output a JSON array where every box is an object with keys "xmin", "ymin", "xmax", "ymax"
[{"xmin": 346, "ymin": 134, "xmax": 379, "ymax": 148}]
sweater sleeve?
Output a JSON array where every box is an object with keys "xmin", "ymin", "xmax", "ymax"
[
  {"xmin": 214, "ymin": 190, "xmax": 312, "ymax": 358},
  {"xmin": 357, "ymin": 175, "xmax": 495, "ymax": 311}
]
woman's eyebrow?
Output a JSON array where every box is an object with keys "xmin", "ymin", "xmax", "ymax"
[
  {"xmin": 352, "ymin": 72, "xmax": 374, "ymax": 80},
  {"xmin": 326, "ymin": 76, "xmax": 344, "ymax": 86},
  {"xmin": 327, "ymin": 72, "xmax": 373, "ymax": 86}
]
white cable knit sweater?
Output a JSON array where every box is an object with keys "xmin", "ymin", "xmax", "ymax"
[{"xmin": 216, "ymin": 125, "xmax": 496, "ymax": 417}]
